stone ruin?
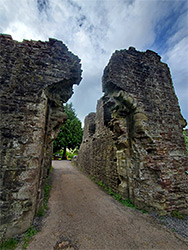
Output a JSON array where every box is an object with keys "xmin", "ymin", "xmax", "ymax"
[
  {"xmin": 0, "ymin": 34, "xmax": 81, "ymax": 241},
  {"xmin": 0, "ymin": 35, "xmax": 188, "ymax": 242},
  {"xmin": 76, "ymin": 47, "xmax": 188, "ymax": 215}
]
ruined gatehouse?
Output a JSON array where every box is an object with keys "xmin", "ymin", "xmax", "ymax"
[{"xmin": 0, "ymin": 35, "xmax": 188, "ymax": 242}]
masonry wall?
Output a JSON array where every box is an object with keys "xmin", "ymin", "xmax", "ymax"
[
  {"xmin": 76, "ymin": 47, "xmax": 188, "ymax": 215},
  {"xmin": 0, "ymin": 34, "xmax": 81, "ymax": 240},
  {"xmin": 78, "ymin": 105, "xmax": 119, "ymax": 191}
]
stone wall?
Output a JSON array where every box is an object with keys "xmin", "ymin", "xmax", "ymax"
[
  {"xmin": 76, "ymin": 47, "xmax": 188, "ymax": 215},
  {"xmin": 0, "ymin": 34, "xmax": 81, "ymax": 240}
]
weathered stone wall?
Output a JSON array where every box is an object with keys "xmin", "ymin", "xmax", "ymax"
[
  {"xmin": 76, "ymin": 47, "xmax": 188, "ymax": 215},
  {"xmin": 0, "ymin": 34, "xmax": 81, "ymax": 240},
  {"xmin": 78, "ymin": 102, "xmax": 118, "ymax": 190}
]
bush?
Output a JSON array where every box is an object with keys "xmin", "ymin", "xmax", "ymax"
[
  {"xmin": 66, "ymin": 151, "xmax": 76, "ymax": 160},
  {"xmin": 53, "ymin": 148, "xmax": 78, "ymax": 160}
]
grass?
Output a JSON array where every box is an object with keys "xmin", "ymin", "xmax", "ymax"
[
  {"xmin": 36, "ymin": 206, "xmax": 45, "ymax": 217},
  {"xmin": 0, "ymin": 166, "xmax": 53, "ymax": 249},
  {"xmin": 96, "ymin": 178, "xmax": 188, "ymax": 219},
  {"xmin": 0, "ymin": 238, "xmax": 18, "ymax": 250},
  {"xmin": 22, "ymin": 226, "xmax": 38, "ymax": 249},
  {"xmin": 95, "ymin": 179, "xmax": 187, "ymax": 217},
  {"xmin": 36, "ymin": 181, "xmax": 51, "ymax": 216},
  {"xmin": 50, "ymin": 165, "xmax": 53, "ymax": 173},
  {"xmin": 36, "ymin": 166, "xmax": 52, "ymax": 217},
  {"xmin": 93, "ymin": 178, "xmax": 143, "ymax": 212},
  {"xmin": 21, "ymin": 166, "xmax": 53, "ymax": 247},
  {"xmin": 171, "ymin": 211, "xmax": 185, "ymax": 220}
]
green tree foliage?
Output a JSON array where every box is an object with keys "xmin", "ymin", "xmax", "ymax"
[{"xmin": 53, "ymin": 103, "xmax": 83, "ymax": 159}]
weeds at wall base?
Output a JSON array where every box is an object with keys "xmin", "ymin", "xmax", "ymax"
[
  {"xmin": 0, "ymin": 238, "xmax": 18, "ymax": 250},
  {"xmin": 91, "ymin": 178, "xmax": 145, "ymax": 213},
  {"xmin": 90, "ymin": 173, "xmax": 187, "ymax": 218},
  {"xmin": 36, "ymin": 166, "xmax": 52, "ymax": 217},
  {"xmin": 22, "ymin": 226, "xmax": 38, "ymax": 249},
  {"xmin": 171, "ymin": 211, "xmax": 186, "ymax": 220},
  {"xmin": 0, "ymin": 225, "xmax": 38, "ymax": 250}
]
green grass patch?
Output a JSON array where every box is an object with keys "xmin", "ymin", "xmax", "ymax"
[
  {"xmin": 0, "ymin": 238, "xmax": 18, "ymax": 250},
  {"xmin": 171, "ymin": 211, "xmax": 185, "ymax": 220},
  {"xmin": 93, "ymin": 178, "xmax": 143, "ymax": 212},
  {"xmin": 22, "ymin": 226, "xmax": 38, "ymax": 249},
  {"xmin": 36, "ymin": 166, "xmax": 52, "ymax": 217},
  {"xmin": 44, "ymin": 183, "xmax": 51, "ymax": 209},
  {"xmin": 36, "ymin": 181, "xmax": 51, "ymax": 217},
  {"xmin": 141, "ymin": 209, "xmax": 148, "ymax": 214},
  {"xmin": 36, "ymin": 206, "xmax": 45, "ymax": 217},
  {"xmin": 50, "ymin": 165, "xmax": 53, "ymax": 173}
]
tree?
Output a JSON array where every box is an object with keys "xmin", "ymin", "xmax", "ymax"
[{"xmin": 53, "ymin": 103, "xmax": 83, "ymax": 159}]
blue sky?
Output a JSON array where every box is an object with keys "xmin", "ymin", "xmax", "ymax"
[{"xmin": 0, "ymin": 0, "xmax": 187, "ymax": 126}]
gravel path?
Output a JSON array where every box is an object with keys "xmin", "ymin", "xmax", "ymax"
[
  {"xmin": 26, "ymin": 160, "xmax": 188, "ymax": 250},
  {"xmin": 151, "ymin": 213, "xmax": 188, "ymax": 240}
]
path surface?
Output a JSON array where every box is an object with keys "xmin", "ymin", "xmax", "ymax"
[{"xmin": 27, "ymin": 161, "xmax": 188, "ymax": 250}]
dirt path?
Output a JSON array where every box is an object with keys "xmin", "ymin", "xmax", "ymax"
[{"xmin": 27, "ymin": 161, "xmax": 188, "ymax": 250}]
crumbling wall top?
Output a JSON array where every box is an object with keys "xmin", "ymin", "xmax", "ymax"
[{"xmin": 0, "ymin": 34, "xmax": 82, "ymax": 105}]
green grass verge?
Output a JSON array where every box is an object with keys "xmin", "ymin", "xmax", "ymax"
[
  {"xmin": 22, "ymin": 226, "xmax": 38, "ymax": 249},
  {"xmin": 93, "ymin": 179, "xmax": 148, "ymax": 213},
  {"xmin": 95, "ymin": 179, "xmax": 185, "ymax": 217},
  {"xmin": 171, "ymin": 211, "xmax": 186, "ymax": 220},
  {"xmin": 36, "ymin": 166, "xmax": 52, "ymax": 217}
]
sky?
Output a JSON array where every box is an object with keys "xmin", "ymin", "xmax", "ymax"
[{"xmin": 0, "ymin": 0, "xmax": 188, "ymax": 127}]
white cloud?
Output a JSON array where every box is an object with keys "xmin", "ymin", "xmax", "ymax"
[
  {"xmin": 162, "ymin": 37, "xmax": 188, "ymax": 122},
  {"xmin": 0, "ymin": 0, "xmax": 187, "ymax": 124}
]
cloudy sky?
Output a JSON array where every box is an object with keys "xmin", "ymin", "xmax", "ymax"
[{"xmin": 0, "ymin": 0, "xmax": 188, "ymax": 126}]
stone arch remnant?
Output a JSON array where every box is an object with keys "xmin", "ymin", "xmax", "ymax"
[
  {"xmin": 0, "ymin": 34, "xmax": 81, "ymax": 241},
  {"xmin": 76, "ymin": 47, "xmax": 188, "ymax": 215}
]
